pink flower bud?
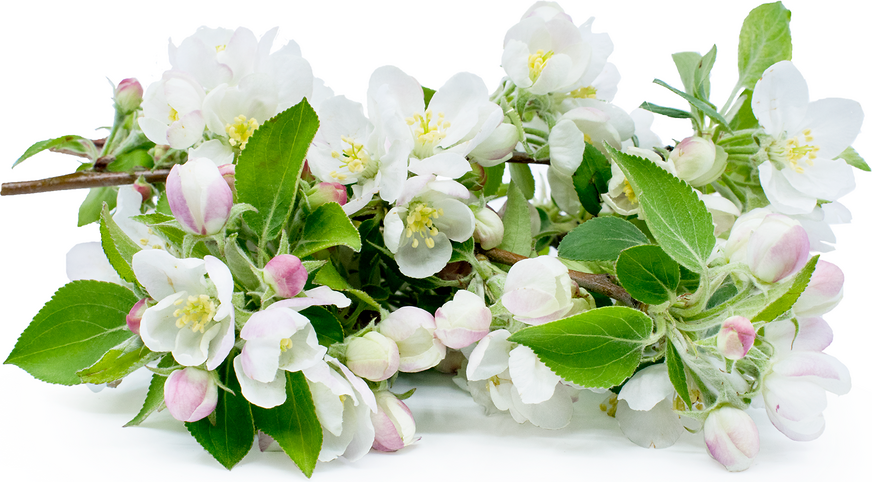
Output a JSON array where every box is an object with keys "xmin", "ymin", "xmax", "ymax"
[
  {"xmin": 378, "ymin": 306, "xmax": 445, "ymax": 372},
  {"xmin": 371, "ymin": 390, "xmax": 419, "ymax": 452},
  {"xmin": 669, "ymin": 136, "xmax": 726, "ymax": 187},
  {"xmin": 218, "ymin": 164, "xmax": 236, "ymax": 195},
  {"xmin": 747, "ymin": 214, "xmax": 810, "ymax": 283},
  {"xmin": 164, "ymin": 367, "xmax": 218, "ymax": 422},
  {"xmin": 792, "ymin": 260, "xmax": 844, "ymax": 317},
  {"xmin": 704, "ymin": 407, "xmax": 760, "ymax": 472},
  {"xmin": 307, "ymin": 182, "xmax": 347, "ymax": 207},
  {"xmin": 132, "ymin": 178, "xmax": 153, "ymax": 204},
  {"xmin": 346, "ymin": 332, "xmax": 400, "ymax": 382},
  {"xmin": 126, "ymin": 298, "xmax": 149, "ymax": 335},
  {"xmin": 114, "ymin": 77, "xmax": 143, "ymax": 113},
  {"xmin": 434, "ymin": 290, "xmax": 492, "ymax": 349},
  {"xmin": 717, "ymin": 316, "xmax": 756, "ymax": 360},
  {"xmin": 472, "ymin": 207, "xmax": 504, "ymax": 250},
  {"xmin": 167, "ymin": 158, "xmax": 234, "ymax": 236},
  {"xmin": 263, "ymin": 254, "xmax": 308, "ymax": 299}
]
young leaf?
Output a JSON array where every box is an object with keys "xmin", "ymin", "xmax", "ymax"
[
  {"xmin": 77, "ymin": 335, "xmax": 160, "ymax": 384},
  {"xmin": 251, "ymin": 371, "xmax": 322, "ymax": 478},
  {"xmin": 100, "ymin": 203, "xmax": 142, "ymax": 284},
  {"xmin": 508, "ymin": 306, "xmax": 653, "ymax": 389},
  {"xmin": 224, "ymin": 234, "xmax": 262, "ymax": 290},
  {"xmin": 737, "ymin": 1, "xmax": 792, "ymax": 91},
  {"xmin": 508, "ymin": 162, "xmax": 535, "ymax": 200},
  {"xmin": 558, "ymin": 216, "xmax": 649, "ymax": 261},
  {"xmin": 78, "ymin": 187, "xmax": 117, "ymax": 227},
  {"xmin": 837, "ymin": 146, "xmax": 870, "ymax": 172},
  {"xmin": 236, "ymin": 99, "xmax": 320, "ymax": 243},
  {"xmin": 572, "ymin": 141, "xmax": 612, "ymax": 216},
  {"xmin": 653, "ymin": 79, "xmax": 731, "ymax": 129},
  {"xmin": 666, "ymin": 340, "xmax": 692, "ymax": 408},
  {"xmin": 107, "ymin": 149, "xmax": 154, "ymax": 172},
  {"xmin": 125, "ymin": 369, "xmax": 168, "ymax": 427},
  {"xmin": 752, "ymin": 255, "xmax": 818, "ymax": 322},
  {"xmin": 726, "ymin": 89, "xmax": 758, "ymax": 131},
  {"xmin": 615, "ymin": 245, "xmax": 680, "ymax": 305},
  {"xmin": 186, "ymin": 360, "xmax": 255, "ymax": 470},
  {"xmin": 497, "ymin": 181, "xmax": 533, "ymax": 256},
  {"xmin": 483, "ymin": 163, "xmax": 505, "ymax": 197},
  {"xmin": 292, "ymin": 202, "xmax": 361, "ymax": 258},
  {"xmin": 13, "ymin": 135, "xmax": 99, "ymax": 167},
  {"xmin": 639, "ymin": 102, "xmax": 693, "ymax": 120},
  {"xmin": 607, "ymin": 146, "xmax": 715, "ymax": 274},
  {"xmin": 695, "ymin": 45, "xmax": 717, "ymax": 101},
  {"xmin": 5, "ymin": 280, "xmax": 138, "ymax": 385},
  {"xmin": 312, "ymin": 259, "xmax": 380, "ymax": 309},
  {"xmin": 672, "ymin": 51, "xmax": 703, "ymax": 95}
]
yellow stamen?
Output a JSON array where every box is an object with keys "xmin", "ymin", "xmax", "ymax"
[
  {"xmin": 528, "ymin": 49, "xmax": 555, "ymax": 82},
  {"xmin": 570, "ymin": 86, "xmax": 598, "ymax": 99},
  {"xmin": 280, "ymin": 338, "xmax": 293, "ymax": 352},
  {"xmin": 225, "ymin": 115, "xmax": 260, "ymax": 149},
  {"xmin": 172, "ymin": 294, "xmax": 218, "ymax": 334},
  {"xmin": 404, "ymin": 203, "xmax": 445, "ymax": 250},
  {"xmin": 405, "ymin": 109, "xmax": 450, "ymax": 158}
]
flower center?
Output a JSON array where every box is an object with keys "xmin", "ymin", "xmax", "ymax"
[
  {"xmin": 570, "ymin": 86, "xmax": 598, "ymax": 99},
  {"xmin": 226, "ymin": 115, "xmax": 259, "ymax": 149},
  {"xmin": 168, "ymin": 107, "xmax": 180, "ymax": 123},
  {"xmin": 330, "ymin": 135, "xmax": 372, "ymax": 180},
  {"xmin": 770, "ymin": 129, "xmax": 819, "ymax": 173},
  {"xmin": 173, "ymin": 294, "xmax": 217, "ymax": 333},
  {"xmin": 215, "ymin": 44, "xmax": 226, "ymax": 53},
  {"xmin": 406, "ymin": 109, "xmax": 450, "ymax": 158},
  {"xmin": 528, "ymin": 49, "xmax": 554, "ymax": 82},
  {"xmin": 404, "ymin": 202, "xmax": 445, "ymax": 249},
  {"xmin": 279, "ymin": 338, "xmax": 293, "ymax": 352},
  {"xmin": 621, "ymin": 179, "xmax": 639, "ymax": 205}
]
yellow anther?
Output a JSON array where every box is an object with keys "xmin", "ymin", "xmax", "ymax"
[
  {"xmin": 404, "ymin": 203, "xmax": 444, "ymax": 249},
  {"xmin": 215, "ymin": 44, "xmax": 226, "ymax": 52},
  {"xmin": 621, "ymin": 180, "xmax": 639, "ymax": 205},
  {"xmin": 330, "ymin": 136, "xmax": 371, "ymax": 178},
  {"xmin": 780, "ymin": 133, "xmax": 820, "ymax": 173},
  {"xmin": 570, "ymin": 86, "xmax": 598, "ymax": 99},
  {"xmin": 172, "ymin": 294, "xmax": 217, "ymax": 333},
  {"xmin": 528, "ymin": 49, "xmax": 555, "ymax": 82},
  {"xmin": 225, "ymin": 115, "xmax": 260, "ymax": 149},
  {"xmin": 406, "ymin": 109, "xmax": 450, "ymax": 157},
  {"xmin": 280, "ymin": 338, "xmax": 293, "ymax": 352},
  {"xmin": 168, "ymin": 107, "xmax": 180, "ymax": 123}
]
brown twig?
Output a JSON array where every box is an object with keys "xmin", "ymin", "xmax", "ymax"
[
  {"xmin": 507, "ymin": 152, "xmax": 550, "ymax": 164},
  {"xmin": 1, "ymin": 170, "xmax": 171, "ymax": 196},
  {"xmin": 481, "ymin": 247, "xmax": 638, "ymax": 308}
]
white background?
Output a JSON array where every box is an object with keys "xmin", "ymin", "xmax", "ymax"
[{"xmin": 1, "ymin": 1, "xmax": 869, "ymax": 480}]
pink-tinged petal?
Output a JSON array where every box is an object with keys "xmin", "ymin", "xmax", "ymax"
[
  {"xmin": 234, "ymin": 356, "xmax": 287, "ymax": 408},
  {"xmin": 241, "ymin": 337, "xmax": 283, "ymax": 384},
  {"xmin": 332, "ymin": 357, "xmax": 378, "ymax": 412},
  {"xmin": 345, "ymin": 332, "xmax": 400, "ymax": 382},
  {"xmin": 165, "ymin": 367, "xmax": 218, "ymax": 422},
  {"xmin": 278, "ymin": 323, "xmax": 327, "ymax": 372},
  {"xmin": 126, "ymin": 298, "xmax": 149, "ymax": 335},
  {"xmin": 434, "ymin": 290, "xmax": 491, "ymax": 349},
  {"xmin": 747, "ymin": 216, "xmax": 809, "ymax": 283},
  {"xmin": 771, "ymin": 351, "xmax": 851, "ymax": 395},
  {"xmin": 466, "ymin": 330, "xmax": 512, "ymax": 381},
  {"xmin": 263, "ymin": 254, "xmax": 308, "ymax": 299},
  {"xmin": 797, "ymin": 98, "xmax": 864, "ymax": 159},
  {"xmin": 717, "ymin": 316, "xmax": 756, "ymax": 360},
  {"xmin": 704, "ymin": 407, "xmax": 759, "ymax": 472},
  {"xmin": 269, "ymin": 286, "xmax": 352, "ymax": 311},
  {"xmin": 793, "ymin": 261, "xmax": 844, "ymax": 317},
  {"xmin": 752, "ymin": 61, "xmax": 809, "ymax": 136},
  {"xmin": 764, "ymin": 376, "xmax": 828, "ymax": 423}
]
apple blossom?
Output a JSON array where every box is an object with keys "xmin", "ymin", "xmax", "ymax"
[
  {"xmin": 704, "ymin": 407, "xmax": 760, "ymax": 472},
  {"xmin": 434, "ymin": 290, "xmax": 492, "ymax": 349},
  {"xmin": 501, "ymin": 256, "xmax": 574, "ymax": 325},
  {"xmin": 752, "ymin": 61, "xmax": 863, "ymax": 215},
  {"xmin": 114, "ymin": 77, "xmax": 143, "ymax": 114},
  {"xmin": 472, "ymin": 206, "xmax": 504, "ymax": 251},
  {"xmin": 615, "ymin": 364, "xmax": 683, "ymax": 449},
  {"xmin": 167, "ymin": 158, "xmax": 234, "ymax": 236},
  {"xmin": 164, "ymin": 367, "xmax": 218, "ymax": 423},
  {"xmin": 792, "ymin": 260, "xmax": 844, "ymax": 317},
  {"xmin": 139, "ymin": 71, "xmax": 206, "ymax": 149},
  {"xmin": 371, "ymin": 390, "xmax": 419, "ymax": 452},
  {"xmin": 669, "ymin": 136, "xmax": 727, "ymax": 187},
  {"xmin": 307, "ymin": 182, "xmax": 347, "ymax": 207},
  {"xmin": 132, "ymin": 250, "xmax": 235, "ymax": 370},
  {"xmin": 378, "ymin": 307, "xmax": 446, "ymax": 372},
  {"xmin": 602, "ymin": 147, "xmax": 676, "ymax": 218},
  {"xmin": 345, "ymin": 332, "xmax": 400, "ymax": 382},
  {"xmin": 263, "ymin": 254, "xmax": 308, "ymax": 299},
  {"xmin": 717, "ymin": 316, "xmax": 755, "ymax": 360},
  {"xmin": 725, "ymin": 209, "xmax": 810, "ymax": 283},
  {"xmin": 126, "ymin": 298, "xmax": 148, "ymax": 335}
]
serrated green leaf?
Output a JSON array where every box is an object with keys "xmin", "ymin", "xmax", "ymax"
[
  {"xmin": 572, "ymin": 141, "xmax": 612, "ymax": 216},
  {"xmin": 13, "ymin": 135, "xmax": 98, "ymax": 167},
  {"xmin": 100, "ymin": 203, "xmax": 142, "ymax": 284},
  {"xmin": 77, "ymin": 335, "xmax": 159, "ymax": 384},
  {"xmin": 558, "ymin": 216, "xmax": 649, "ymax": 261},
  {"xmin": 78, "ymin": 187, "xmax": 117, "ymax": 227},
  {"xmin": 752, "ymin": 255, "xmax": 818, "ymax": 322},
  {"xmin": 608, "ymin": 146, "xmax": 715, "ymax": 274},
  {"xmin": 186, "ymin": 360, "xmax": 255, "ymax": 470},
  {"xmin": 639, "ymin": 102, "xmax": 693, "ymax": 120},
  {"xmin": 299, "ymin": 306, "xmax": 345, "ymax": 346},
  {"xmin": 224, "ymin": 234, "xmax": 262, "ymax": 290},
  {"xmin": 449, "ymin": 237, "xmax": 475, "ymax": 263},
  {"xmin": 695, "ymin": 45, "xmax": 717, "ymax": 101},
  {"xmin": 508, "ymin": 306, "xmax": 653, "ymax": 389},
  {"xmin": 293, "ymin": 202, "xmax": 361, "ymax": 258},
  {"xmin": 125, "ymin": 368, "xmax": 168, "ymax": 427},
  {"xmin": 497, "ymin": 181, "xmax": 533, "ymax": 256},
  {"xmin": 133, "ymin": 213, "xmax": 212, "ymax": 259},
  {"xmin": 737, "ymin": 2, "xmax": 792, "ymax": 91},
  {"xmin": 653, "ymin": 79, "xmax": 732, "ymax": 130},
  {"xmin": 107, "ymin": 149, "xmax": 154, "ymax": 172},
  {"xmin": 251, "ymin": 371, "xmax": 322, "ymax": 478},
  {"xmin": 237, "ymin": 100, "xmax": 319, "ymax": 243},
  {"xmin": 482, "ymin": 163, "xmax": 506, "ymax": 197},
  {"xmin": 4, "ymin": 281, "xmax": 138, "ymax": 385},
  {"xmin": 666, "ymin": 341, "xmax": 692, "ymax": 408},
  {"xmin": 616, "ymin": 245, "xmax": 680, "ymax": 305},
  {"xmin": 508, "ymin": 162, "xmax": 535, "ymax": 200},
  {"xmin": 837, "ymin": 146, "xmax": 869, "ymax": 172}
]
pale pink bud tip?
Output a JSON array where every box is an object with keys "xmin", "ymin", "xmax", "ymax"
[
  {"xmin": 704, "ymin": 407, "xmax": 759, "ymax": 472},
  {"xmin": 308, "ymin": 182, "xmax": 347, "ymax": 207},
  {"xmin": 748, "ymin": 214, "xmax": 810, "ymax": 283},
  {"xmin": 218, "ymin": 164, "xmax": 236, "ymax": 195},
  {"xmin": 126, "ymin": 298, "xmax": 149, "ymax": 335},
  {"xmin": 372, "ymin": 390, "xmax": 418, "ymax": 452},
  {"xmin": 167, "ymin": 158, "xmax": 234, "ymax": 236},
  {"xmin": 434, "ymin": 290, "xmax": 492, "ymax": 349},
  {"xmin": 793, "ymin": 260, "xmax": 844, "ymax": 316},
  {"xmin": 717, "ymin": 316, "xmax": 756, "ymax": 360},
  {"xmin": 115, "ymin": 78, "xmax": 143, "ymax": 113},
  {"xmin": 164, "ymin": 367, "xmax": 218, "ymax": 422},
  {"xmin": 346, "ymin": 332, "xmax": 400, "ymax": 382},
  {"xmin": 263, "ymin": 254, "xmax": 308, "ymax": 299}
]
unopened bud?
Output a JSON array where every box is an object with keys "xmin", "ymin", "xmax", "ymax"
[
  {"xmin": 345, "ymin": 332, "xmax": 400, "ymax": 382},
  {"xmin": 307, "ymin": 182, "xmax": 347, "ymax": 208},
  {"xmin": 371, "ymin": 390, "xmax": 419, "ymax": 452},
  {"xmin": 167, "ymin": 158, "xmax": 234, "ymax": 236},
  {"xmin": 717, "ymin": 316, "xmax": 755, "ymax": 360},
  {"xmin": 126, "ymin": 298, "xmax": 149, "ymax": 335},
  {"xmin": 793, "ymin": 260, "xmax": 844, "ymax": 317},
  {"xmin": 132, "ymin": 178, "xmax": 153, "ymax": 204},
  {"xmin": 263, "ymin": 254, "xmax": 308, "ymax": 299},
  {"xmin": 469, "ymin": 123, "xmax": 520, "ymax": 167},
  {"xmin": 218, "ymin": 164, "xmax": 236, "ymax": 196},
  {"xmin": 669, "ymin": 136, "xmax": 726, "ymax": 187},
  {"xmin": 164, "ymin": 367, "xmax": 218, "ymax": 422},
  {"xmin": 704, "ymin": 407, "xmax": 760, "ymax": 472},
  {"xmin": 114, "ymin": 78, "xmax": 143, "ymax": 114}
]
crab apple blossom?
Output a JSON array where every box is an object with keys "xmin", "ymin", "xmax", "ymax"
[
  {"xmin": 792, "ymin": 260, "xmax": 844, "ymax": 317},
  {"xmin": 717, "ymin": 316, "xmax": 756, "ymax": 360},
  {"xmin": 669, "ymin": 136, "xmax": 727, "ymax": 187},
  {"xmin": 378, "ymin": 306, "xmax": 446, "ymax": 373},
  {"xmin": 434, "ymin": 289, "xmax": 492, "ymax": 349},
  {"xmin": 501, "ymin": 256, "xmax": 575, "ymax": 325},
  {"xmin": 164, "ymin": 367, "xmax": 218, "ymax": 423},
  {"xmin": 345, "ymin": 332, "xmax": 400, "ymax": 382},
  {"xmin": 725, "ymin": 208, "xmax": 810, "ymax": 283},
  {"xmin": 139, "ymin": 71, "xmax": 206, "ymax": 149},
  {"xmin": 752, "ymin": 61, "xmax": 863, "ymax": 215},
  {"xmin": 167, "ymin": 157, "xmax": 234, "ymax": 236},
  {"xmin": 132, "ymin": 250, "xmax": 234, "ymax": 370},
  {"xmin": 371, "ymin": 390, "xmax": 419, "ymax": 452},
  {"xmin": 704, "ymin": 407, "xmax": 760, "ymax": 472},
  {"xmin": 263, "ymin": 254, "xmax": 308, "ymax": 299},
  {"xmin": 114, "ymin": 77, "xmax": 143, "ymax": 114}
]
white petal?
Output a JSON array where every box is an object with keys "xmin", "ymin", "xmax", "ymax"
[
  {"xmin": 234, "ymin": 356, "xmax": 287, "ymax": 408},
  {"xmin": 508, "ymin": 345, "xmax": 560, "ymax": 404},
  {"xmin": 466, "ymin": 330, "xmax": 512, "ymax": 381},
  {"xmin": 615, "ymin": 398, "xmax": 683, "ymax": 449},
  {"xmin": 752, "ymin": 61, "xmax": 809, "ymax": 136},
  {"xmin": 618, "ymin": 364, "xmax": 674, "ymax": 411},
  {"xmin": 132, "ymin": 250, "xmax": 206, "ymax": 300}
]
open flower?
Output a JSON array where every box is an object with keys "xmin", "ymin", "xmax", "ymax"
[
  {"xmin": 615, "ymin": 364, "xmax": 683, "ymax": 449},
  {"xmin": 434, "ymin": 290, "xmax": 492, "ymax": 349},
  {"xmin": 501, "ymin": 256, "xmax": 574, "ymax": 325},
  {"xmin": 378, "ymin": 306, "xmax": 446, "ymax": 372},
  {"xmin": 132, "ymin": 250, "xmax": 235, "ymax": 370},
  {"xmin": 139, "ymin": 71, "xmax": 206, "ymax": 149},
  {"xmin": 752, "ymin": 61, "xmax": 863, "ymax": 215}
]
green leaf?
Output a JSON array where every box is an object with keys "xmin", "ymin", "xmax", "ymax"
[
  {"xmin": 727, "ymin": 89, "xmax": 758, "ymax": 131},
  {"xmin": 837, "ymin": 146, "xmax": 869, "ymax": 172},
  {"xmin": 237, "ymin": 99, "xmax": 320, "ymax": 243},
  {"xmin": 572, "ymin": 141, "xmax": 612, "ymax": 216},
  {"xmin": 666, "ymin": 341, "xmax": 692, "ymax": 408},
  {"xmin": 13, "ymin": 135, "xmax": 98, "ymax": 167},
  {"xmin": 483, "ymin": 163, "xmax": 505, "ymax": 197},
  {"xmin": 422, "ymin": 86, "xmax": 436, "ymax": 109},
  {"xmin": 639, "ymin": 102, "xmax": 693, "ymax": 120},
  {"xmin": 508, "ymin": 162, "xmax": 535, "ymax": 200},
  {"xmin": 78, "ymin": 187, "xmax": 117, "ymax": 227},
  {"xmin": 508, "ymin": 306, "xmax": 653, "ymax": 389},
  {"xmin": 224, "ymin": 234, "xmax": 262, "ymax": 290},
  {"xmin": 99, "ymin": 202, "xmax": 142, "ymax": 284},
  {"xmin": 4, "ymin": 281, "xmax": 138, "ymax": 385},
  {"xmin": 695, "ymin": 45, "xmax": 717, "ymax": 100},
  {"xmin": 125, "ymin": 369, "xmax": 168, "ymax": 427},
  {"xmin": 186, "ymin": 360, "xmax": 255, "ymax": 470},
  {"xmin": 608, "ymin": 146, "xmax": 715, "ymax": 274},
  {"xmin": 558, "ymin": 216, "xmax": 649, "ymax": 261},
  {"xmin": 107, "ymin": 149, "xmax": 154, "ymax": 172},
  {"xmin": 251, "ymin": 371, "xmax": 322, "ymax": 478},
  {"xmin": 653, "ymin": 79, "xmax": 732, "ymax": 130},
  {"xmin": 672, "ymin": 51, "xmax": 703, "ymax": 95},
  {"xmin": 312, "ymin": 259, "xmax": 380, "ymax": 309},
  {"xmin": 299, "ymin": 306, "xmax": 345, "ymax": 346},
  {"xmin": 615, "ymin": 245, "xmax": 680, "ymax": 305},
  {"xmin": 449, "ymin": 237, "xmax": 475, "ymax": 264},
  {"xmin": 752, "ymin": 255, "xmax": 818, "ymax": 322},
  {"xmin": 133, "ymin": 213, "xmax": 212, "ymax": 259},
  {"xmin": 292, "ymin": 202, "xmax": 361, "ymax": 258},
  {"xmin": 497, "ymin": 181, "xmax": 533, "ymax": 256},
  {"xmin": 737, "ymin": 1, "xmax": 792, "ymax": 91},
  {"xmin": 77, "ymin": 335, "xmax": 159, "ymax": 384}
]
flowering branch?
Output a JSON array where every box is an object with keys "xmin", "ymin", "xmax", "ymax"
[{"xmin": 480, "ymin": 247, "xmax": 637, "ymax": 307}]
